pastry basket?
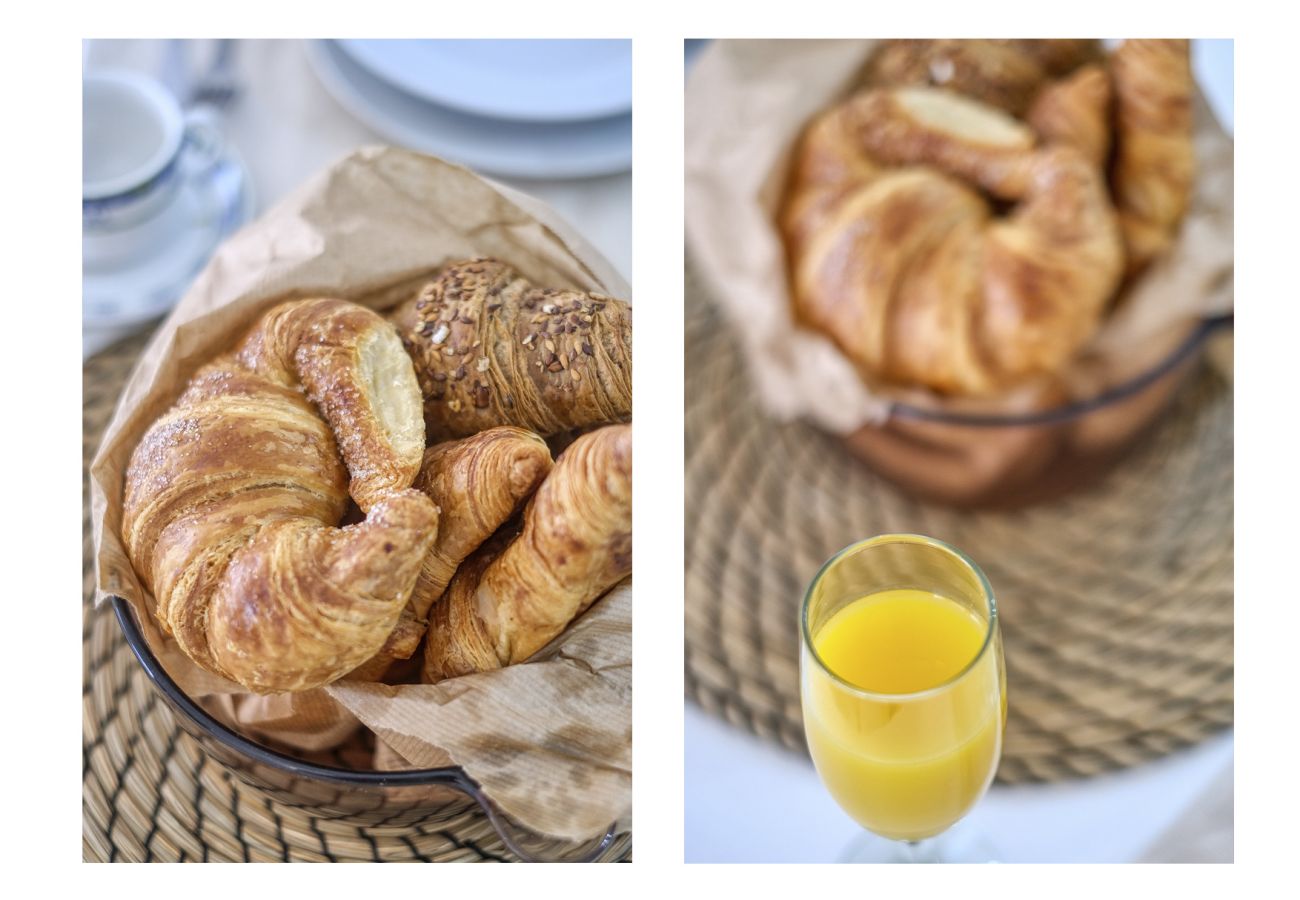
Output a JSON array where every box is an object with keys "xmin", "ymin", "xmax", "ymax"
[
  {"xmin": 110, "ymin": 596, "xmax": 621, "ymax": 863},
  {"xmin": 841, "ymin": 312, "xmax": 1235, "ymax": 506}
]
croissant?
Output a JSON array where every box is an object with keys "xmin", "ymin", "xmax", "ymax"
[
  {"xmin": 1026, "ymin": 63, "xmax": 1113, "ymax": 165},
  {"xmin": 353, "ymin": 426, "xmax": 554, "ymax": 677},
  {"xmin": 865, "ymin": 39, "xmax": 1100, "ymax": 116},
  {"xmin": 1109, "ymin": 39, "xmax": 1195, "ymax": 273},
  {"xmin": 782, "ymin": 86, "xmax": 1123, "ymax": 395},
  {"xmin": 390, "ymin": 258, "xmax": 632, "ymax": 441},
  {"xmin": 122, "ymin": 298, "xmax": 437, "ymax": 693},
  {"xmin": 422, "ymin": 424, "xmax": 632, "ymax": 683}
]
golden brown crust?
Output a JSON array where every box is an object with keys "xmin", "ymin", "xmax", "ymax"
[
  {"xmin": 989, "ymin": 39, "xmax": 1101, "ymax": 77},
  {"xmin": 850, "ymin": 88, "xmax": 1038, "ymax": 197},
  {"xmin": 1026, "ymin": 63, "xmax": 1113, "ymax": 165},
  {"xmin": 409, "ymin": 427, "xmax": 553, "ymax": 619},
  {"xmin": 392, "ymin": 258, "xmax": 632, "ymax": 441},
  {"xmin": 206, "ymin": 489, "xmax": 436, "ymax": 692},
  {"xmin": 1109, "ymin": 39, "xmax": 1195, "ymax": 273},
  {"xmin": 236, "ymin": 298, "xmax": 426, "ymax": 512},
  {"xmin": 351, "ymin": 426, "xmax": 554, "ymax": 675},
  {"xmin": 865, "ymin": 39, "xmax": 1100, "ymax": 116},
  {"xmin": 783, "ymin": 86, "xmax": 1123, "ymax": 395},
  {"xmin": 422, "ymin": 424, "xmax": 631, "ymax": 683},
  {"xmin": 122, "ymin": 299, "xmax": 437, "ymax": 693}
]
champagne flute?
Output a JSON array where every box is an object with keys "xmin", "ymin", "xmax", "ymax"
[{"xmin": 800, "ymin": 534, "xmax": 1006, "ymax": 862}]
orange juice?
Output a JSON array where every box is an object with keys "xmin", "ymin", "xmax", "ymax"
[{"xmin": 802, "ymin": 589, "xmax": 1002, "ymax": 841}]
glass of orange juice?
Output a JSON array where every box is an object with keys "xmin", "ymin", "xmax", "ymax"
[{"xmin": 800, "ymin": 534, "xmax": 1006, "ymax": 862}]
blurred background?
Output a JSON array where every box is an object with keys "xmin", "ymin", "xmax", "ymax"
[
  {"xmin": 683, "ymin": 39, "xmax": 1233, "ymax": 864},
  {"xmin": 82, "ymin": 39, "xmax": 631, "ymax": 356}
]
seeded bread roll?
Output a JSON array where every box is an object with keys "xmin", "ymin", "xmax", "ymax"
[
  {"xmin": 391, "ymin": 258, "xmax": 632, "ymax": 441},
  {"xmin": 865, "ymin": 39, "xmax": 1101, "ymax": 116}
]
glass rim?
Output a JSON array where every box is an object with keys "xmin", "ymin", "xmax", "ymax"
[{"xmin": 800, "ymin": 533, "xmax": 999, "ymax": 703}]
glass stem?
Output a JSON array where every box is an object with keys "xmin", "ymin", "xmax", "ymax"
[{"xmin": 902, "ymin": 838, "xmax": 935, "ymax": 863}]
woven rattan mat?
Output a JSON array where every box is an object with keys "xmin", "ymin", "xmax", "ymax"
[
  {"xmin": 684, "ymin": 265, "xmax": 1234, "ymax": 784},
  {"xmin": 83, "ymin": 331, "xmax": 632, "ymax": 862}
]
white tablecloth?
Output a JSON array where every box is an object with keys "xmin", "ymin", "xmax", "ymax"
[
  {"xmin": 686, "ymin": 706, "xmax": 1233, "ymax": 863},
  {"xmin": 82, "ymin": 39, "xmax": 631, "ymax": 357}
]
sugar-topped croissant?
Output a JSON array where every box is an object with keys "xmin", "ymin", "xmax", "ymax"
[
  {"xmin": 422, "ymin": 424, "xmax": 632, "ymax": 683},
  {"xmin": 122, "ymin": 298, "xmax": 437, "ymax": 693},
  {"xmin": 782, "ymin": 85, "xmax": 1124, "ymax": 395},
  {"xmin": 390, "ymin": 258, "xmax": 632, "ymax": 441}
]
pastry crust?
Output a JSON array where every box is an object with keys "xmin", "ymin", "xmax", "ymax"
[
  {"xmin": 865, "ymin": 39, "xmax": 1100, "ymax": 116},
  {"xmin": 1027, "ymin": 63, "xmax": 1113, "ymax": 165},
  {"xmin": 353, "ymin": 426, "xmax": 554, "ymax": 675},
  {"xmin": 422, "ymin": 424, "xmax": 632, "ymax": 682},
  {"xmin": 1109, "ymin": 39, "xmax": 1195, "ymax": 273},
  {"xmin": 391, "ymin": 258, "xmax": 632, "ymax": 440},
  {"xmin": 122, "ymin": 298, "xmax": 437, "ymax": 693},
  {"xmin": 783, "ymin": 86, "xmax": 1123, "ymax": 395}
]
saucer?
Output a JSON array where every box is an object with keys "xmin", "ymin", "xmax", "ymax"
[
  {"xmin": 83, "ymin": 147, "xmax": 254, "ymax": 331},
  {"xmin": 306, "ymin": 40, "xmax": 631, "ymax": 180},
  {"xmin": 334, "ymin": 39, "xmax": 632, "ymax": 123}
]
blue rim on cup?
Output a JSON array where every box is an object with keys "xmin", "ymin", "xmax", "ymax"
[{"xmin": 83, "ymin": 70, "xmax": 223, "ymax": 232}]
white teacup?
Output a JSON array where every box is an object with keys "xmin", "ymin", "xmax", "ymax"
[{"xmin": 82, "ymin": 70, "xmax": 222, "ymax": 237}]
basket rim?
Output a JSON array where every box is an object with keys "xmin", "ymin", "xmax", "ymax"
[
  {"xmin": 108, "ymin": 596, "xmax": 622, "ymax": 861},
  {"xmin": 110, "ymin": 595, "xmax": 472, "ymax": 787},
  {"xmin": 884, "ymin": 313, "xmax": 1232, "ymax": 428}
]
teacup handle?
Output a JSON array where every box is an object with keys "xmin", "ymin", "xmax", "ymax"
[{"xmin": 180, "ymin": 106, "xmax": 225, "ymax": 178}]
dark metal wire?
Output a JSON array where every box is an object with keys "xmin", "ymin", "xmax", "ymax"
[
  {"xmin": 888, "ymin": 314, "xmax": 1233, "ymax": 428},
  {"xmin": 111, "ymin": 597, "xmax": 619, "ymax": 862}
]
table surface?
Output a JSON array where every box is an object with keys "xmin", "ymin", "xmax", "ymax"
[
  {"xmin": 82, "ymin": 39, "xmax": 631, "ymax": 357},
  {"xmin": 683, "ymin": 38, "xmax": 1235, "ymax": 864},
  {"xmin": 686, "ymin": 707, "xmax": 1233, "ymax": 863},
  {"xmin": 85, "ymin": 39, "xmax": 1236, "ymax": 862}
]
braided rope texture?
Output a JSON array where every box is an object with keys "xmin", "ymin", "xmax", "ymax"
[
  {"xmin": 84, "ymin": 332, "xmax": 632, "ymax": 862},
  {"xmin": 684, "ymin": 264, "xmax": 1233, "ymax": 783}
]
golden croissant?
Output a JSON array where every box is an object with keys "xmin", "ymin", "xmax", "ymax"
[
  {"xmin": 1026, "ymin": 63, "xmax": 1113, "ymax": 166},
  {"xmin": 353, "ymin": 426, "xmax": 554, "ymax": 679},
  {"xmin": 1109, "ymin": 39, "xmax": 1195, "ymax": 274},
  {"xmin": 390, "ymin": 258, "xmax": 632, "ymax": 440},
  {"xmin": 122, "ymin": 298, "xmax": 437, "ymax": 693},
  {"xmin": 422, "ymin": 424, "xmax": 632, "ymax": 683},
  {"xmin": 782, "ymin": 85, "xmax": 1124, "ymax": 395}
]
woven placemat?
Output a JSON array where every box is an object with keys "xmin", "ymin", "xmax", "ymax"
[
  {"xmin": 684, "ymin": 264, "xmax": 1234, "ymax": 784},
  {"xmin": 83, "ymin": 331, "xmax": 632, "ymax": 862}
]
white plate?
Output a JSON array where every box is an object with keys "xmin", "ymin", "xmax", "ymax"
[
  {"xmin": 306, "ymin": 40, "xmax": 631, "ymax": 180},
  {"xmin": 335, "ymin": 39, "xmax": 631, "ymax": 123},
  {"xmin": 83, "ymin": 149, "xmax": 254, "ymax": 331}
]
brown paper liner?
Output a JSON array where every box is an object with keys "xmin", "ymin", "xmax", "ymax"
[
  {"xmin": 89, "ymin": 145, "xmax": 631, "ymax": 842},
  {"xmin": 685, "ymin": 40, "xmax": 1233, "ymax": 434}
]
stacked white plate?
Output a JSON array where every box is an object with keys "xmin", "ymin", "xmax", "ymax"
[{"xmin": 308, "ymin": 39, "xmax": 632, "ymax": 180}]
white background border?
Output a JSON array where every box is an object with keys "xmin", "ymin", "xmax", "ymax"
[{"xmin": 4, "ymin": 0, "xmax": 1280, "ymax": 892}]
